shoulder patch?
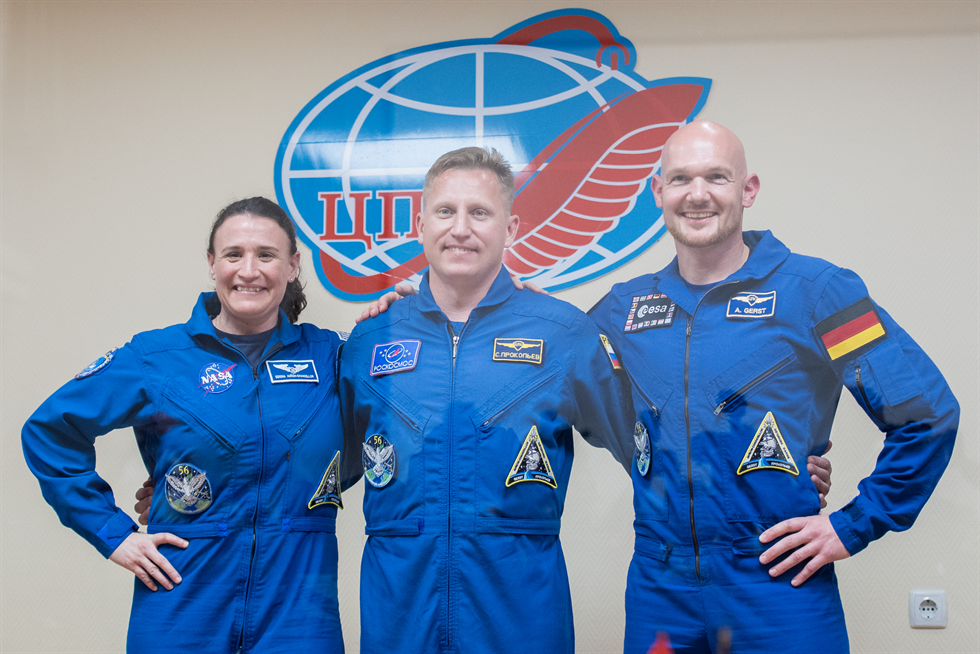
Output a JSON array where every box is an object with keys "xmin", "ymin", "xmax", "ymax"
[
  {"xmin": 75, "ymin": 348, "xmax": 118, "ymax": 379},
  {"xmin": 737, "ymin": 412, "xmax": 799, "ymax": 476},
  {"xmin": 727, "ymin": 291, "xmax": 776, "ymax": 319},
  {"xmin": 599, "ymin": 334, "xmax": 622, "ymax": 370},
  {"xmin": 625, "ymin": 294, "xmax": 675, "ymax": 333},
  {"xmin": 493, "ymin": 338, "xmax": 544, "ymax": 364},
  {"xmin": 506, "ymin": 426, "xmax": 557, "ymax": 488},
  {"xmin": 309, "ymin": 451, "xmax": 343, "ymax": 509},
  {"xmin": 815, "ymin": 297, "xmax": 886, "ymax": 361},
  {"xmin": 370, "ymin": 340, "xmax": 421, "ymax": 376}
]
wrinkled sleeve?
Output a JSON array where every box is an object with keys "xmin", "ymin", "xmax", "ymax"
[
  {"xmin": 567, "ymin": 312, "xmax": 636, "ymax": 472},
  {"xmin": 21, "ymin": 342, "xmax": 155, "ymax": 558},
  {"xmin": 814, "ymin": 269, "xmax": 958, "ymax": 555}
]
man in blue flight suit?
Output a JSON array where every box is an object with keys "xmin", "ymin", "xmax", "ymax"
[
  {"xmin": 589, "ymin": 121, "xmax": 959, "ymax": 654},
  {"xmin": 338, "ymin": 147, "xmax": 636, "ymax": 654}
]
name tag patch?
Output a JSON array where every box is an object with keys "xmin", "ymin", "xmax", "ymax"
[
  {"xmin": 370, "ymin": 340, "xmax": 421, "ymax": 376},
  {"xmin": 727, "ymin": 291, "xmax": 776, "ymax": 319},
  {"xmin": 266, "ymin": 360, "xmax": 318, "ymax": 383},
  {"xmin": 625, "ymin": 294, "xmax": 675, "ymax": 333},
  {"xmin": 493, "ymin": 338, "xmax": 544, "ymax": 364}
]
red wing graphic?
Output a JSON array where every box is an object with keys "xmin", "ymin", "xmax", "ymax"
[{"xmin": 503, "ymin": 84, "xmax": 704, "ymax": 277}]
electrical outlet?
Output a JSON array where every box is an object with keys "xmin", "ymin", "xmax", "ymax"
[{"xmin": 909, "ymin": 590, "xmax": 947, "ymax": 628}]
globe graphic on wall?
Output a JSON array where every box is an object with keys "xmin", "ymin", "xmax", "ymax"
[{"xmin": 276, "ymin": 36, "xmax": 708, "ymax": 300}]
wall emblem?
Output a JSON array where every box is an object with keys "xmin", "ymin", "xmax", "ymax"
[{"xmin": 275, "ymin": 9, "xmax": 711, "ymax": 300}]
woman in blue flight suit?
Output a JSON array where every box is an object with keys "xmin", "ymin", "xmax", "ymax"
[{"xmin": 22, "ymin": 197, "xmax": 348, "ymax": 653}]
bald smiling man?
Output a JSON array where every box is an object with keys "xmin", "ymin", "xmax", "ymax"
[{"xmin": 589, "ymin": 121, "xmax": 958, "ymax": 654}]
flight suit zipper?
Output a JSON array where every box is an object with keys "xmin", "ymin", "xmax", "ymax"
[
  {"xmin": 684, "ymin": 280, "xmax": 738, "ymax": 583},
  {"xmin": 234, "ymin": 340, "xmax": 282, "ymax": 653},
  {"xmin": 855, "ymin": 365, "xmax": 884, "ymax": 423},
  {"xmin": 445, "ymin": 322, "xmax": 464, "ymax": 652}
]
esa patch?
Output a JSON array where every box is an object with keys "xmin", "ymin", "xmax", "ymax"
[
  {"xmin": 816, "ymin": 297, "xmax": 886, "ymax": 361},
  {"xmin": 599, "ymin": 334, "xmax": 622, "ymax": 370},
  {"xmin": 363, "ymin": 434, "xmax": 396, "ymax": 488},
  {"xmin": 736, "ymin": 412, "xmax": 799, "ymax": 476},
  {"xmin": 727, "ymin": 291, "xmax": 776, "ymax": 319},
  {"xmin": 624, "ymin": 294, "xmax": 675, "ymax": 333},
  {"xmin": 75, "ymin": 348, "xmax": 118, "ymax": 380},
  {"xmin": 309, "ymin": 451, "xmax": 343, "ymax": 509},
  {"xmin": 633, "ymin": 422, "xmax": 651, "ymax": 476},
  {"xmin": 493, "ymin": 338, "xmax": 544, "ymax": 364},
  {"xmin": 198, "ymin": 362, "xmax": 236, "ymax": 395},
  {"xmin": 370, "ymin": 340, "xmax": 421, "ymax": 376},
  {"xmin": 506, "ymin": 426, "xmax": 557, "ymax": 488},
  {"xmin": 266, "ymin": 359, "xmax": 318, "ymax": 383},
  {"xmin": 165, "ymin": 462, "xmax": 213, "ymax": 514}
]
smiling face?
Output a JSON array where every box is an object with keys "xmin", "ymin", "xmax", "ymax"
[
  {"xmin": 207, "ymin": 214, "xmax": 300, "ymax": 335},
  {"xmin": 652, "ymin": 121, "xmax": 760, "ymax": 251},
  {"xmin": 416, "ymin": 167, "xmax": 519, "ymax": 299}
]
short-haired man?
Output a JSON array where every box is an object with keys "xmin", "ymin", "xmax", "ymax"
[
  {"xmin": 589, "ymin": 121, "xmax": 959, "ymax": 653},
  {"xmin": 338, "ymin": 147, "xmax": 636, "ymax": 654}
]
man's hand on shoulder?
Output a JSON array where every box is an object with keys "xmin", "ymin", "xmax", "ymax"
[
  {"xmin": 356, "ymin": 283, "xmax": 417, "ymax": 323},
  {"xmin": 758, "ymin": 514, "xmax": 850, "ymax": 587},
  {"xmin": 511, "ymin": 277, "xmax": 548, "ymax": 295}
]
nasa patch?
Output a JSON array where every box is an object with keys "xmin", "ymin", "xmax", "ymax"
[
  {"xmin": 363, "ymin": 434, "xmax": 396, "ymax": 488},
  {"xmin": 492, "ymin": 338, "xmax": 544, "ymax": 364},
  {"xmin": 309, "ymin": 451, "xmax": 343, "ymax": 509},
  {"xmin": 164, "ymin": 462, "xmax": 213, "ymax": 514},
  {"xmin": 266, "ymin": 359, "xmax": 318, "ymax": 383},
  {"xmin": 370, "ymin": 340, "xmax": 421, "ymax": 376},
  {"xmin": 727, "ymin": 291, "xmax": 776, "ymax": 319},
  {"xmin": 624, "ymin": 294, "xmax": 675, "ymax": 333},
  {"xmin": 198, "ymin": 362, "xmax": 236, "ymax": 395},
  {"xmin": 75, "ymin": 348, "xmax": 118, "ymax": 380}
]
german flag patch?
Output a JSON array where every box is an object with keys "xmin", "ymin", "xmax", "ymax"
[{"xmin": 816, "ymin": 297, "xmax": 887, "ymax": 361}]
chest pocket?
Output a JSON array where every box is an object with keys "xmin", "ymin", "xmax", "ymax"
[
  {"xmin": 277, "ymin": 383, "xmax": 344, "ymax": 526},
  {"xmin": 471, "ymin": 364, "xmax": 565, "ymax": 534},
  {"xmin": 153, "ymin": 380, "xmax": 254, "ymax": 528},
  {"xmin": 622, "ymin": 354, "xmax": 671, "ymax": 522},
  {"xmin": 357, "ymin": 376, "xmax": 430, "ymax": 535},
  {"xmin": 702, "ymin": 339, "xmax": 818, "ymax": 523}
]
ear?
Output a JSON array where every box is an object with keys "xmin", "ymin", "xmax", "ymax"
[
  {"xmin": 290, "ymin": 250, "xmax": 301, "ymax": 278},
  {"xmin": 503, "ymin": 213, "xmax": 520, "ymax": 248},
  {"xmin": 742, "ymin": 173, "xmax": 761, "ymax": 208},
  {"xmin": 651, "ymin": 175, "xmax": 665, "ymax": 209},
  {"xmin": 415, "ymin": 211, "xmax": 425, "ymax": 243},
  {"xmin": 207, "ymin": 251, "xmax": 216, "ymax": 278}
]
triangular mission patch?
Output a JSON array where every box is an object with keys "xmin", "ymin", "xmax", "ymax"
[
  {"xmin": 737, "ymin": 412, "xmax": 799, "ymax": 476},
  {"xmin": 309, "ymin": 451, "xmax": 344, "ymax": 509},
  {"xmin": 505, "ymin": 426, "xmax": 557, "ymax": 488}
]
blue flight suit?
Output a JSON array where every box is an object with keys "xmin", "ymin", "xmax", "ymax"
[
  {"xmin": 589, "ymin": 231, "xmax": 958, "ymax": 654},
  {"xmin": 339, "ymin": 268, "xmax": 634, "ymax": 654},
  {"xmin": 22, "ymin": 293, "xmax": 347, "ymax": 653}
]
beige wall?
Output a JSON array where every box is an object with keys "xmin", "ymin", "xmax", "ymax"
[{"xmin": 2, "ymin": 1, "xmax": 977, "ymax": 652}]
